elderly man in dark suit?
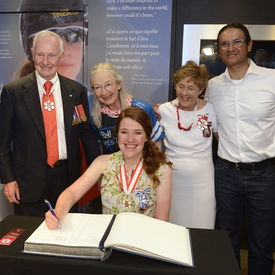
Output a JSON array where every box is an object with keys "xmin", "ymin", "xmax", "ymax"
[{"xmin": 0, "ymin": 30, "xmax": 100, "ymax": 217}]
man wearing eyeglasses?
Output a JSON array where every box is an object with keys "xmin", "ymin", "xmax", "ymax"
[{"xmin": 205, "ymin": 22, "xmax": 275, "ymax": 275}]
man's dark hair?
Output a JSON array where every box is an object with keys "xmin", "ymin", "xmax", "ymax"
[{"xmin": 217, "ymin": 22, "xmax": 251, "ymax": 49}]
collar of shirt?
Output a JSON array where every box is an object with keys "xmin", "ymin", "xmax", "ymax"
[
  {"xmin": 36, "ymin": 71, "xmax": 59, "ymax": 100},
  {"xmin": 224, "ymin": 59, "xmax": 261, "ymax": 82}
]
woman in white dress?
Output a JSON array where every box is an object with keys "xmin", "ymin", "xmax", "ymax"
[{"xmin": 158, "ymin": 61, "xmax": 218, "ymax": 229}]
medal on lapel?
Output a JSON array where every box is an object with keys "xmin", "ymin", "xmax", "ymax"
[
  {"xmin": 72, "ymin": 108, "xmax": 80, "ymax": 125},
  {"xmin": 76, "ymin": 104, "xmax": 87, "ymax": 122},
  {"xmin": 197, "ymin": 114, "xmax": 212, "ymax": 138},
  {"xmin": 72, "ymin": 104, "xmax": 87, "ymax": 125},
  {"xmin": 136, "ymin": 188, "xmax": 150, "ymax": 210},
  {"xmin": 72, "ymin": 112, "xmax": 79, "ymax": 125}
]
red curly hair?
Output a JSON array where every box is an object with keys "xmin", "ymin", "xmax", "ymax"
[{"xmin": 115, "ymin": 106, "xmax": 172, "ymax": 189}]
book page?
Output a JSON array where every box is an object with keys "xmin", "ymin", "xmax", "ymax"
[
  {"xmin": 25, "ymin": 213, "xmax": 113, "ymax": 248},
  {"xmin": 105, "ymin": 212, "xmax": 193, "ymax": 266}
]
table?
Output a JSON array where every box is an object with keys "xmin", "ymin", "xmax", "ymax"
[{"xmin": 0, "ymin": 215, "xmax": 240, "ymax": 275}]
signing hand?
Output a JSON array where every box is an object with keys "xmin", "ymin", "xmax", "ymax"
[{"xmin": 45, "ymin": 209, "xmax": 63, "ymax": 229}]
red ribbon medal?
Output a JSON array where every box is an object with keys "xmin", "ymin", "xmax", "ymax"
[{"xmin": 120, "ymin": 159, "xmax": 143, "ymax": 208}]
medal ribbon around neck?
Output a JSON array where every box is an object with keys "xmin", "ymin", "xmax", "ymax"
[
  {"xmin": 42, "ymin": 77, "xmax": 58, "ymax": 97},
  {"xmin": 42, "ymin": 78, "xmax": 58, "ymax": 112},
  {"xmin": 120, "ymin": 159, "xmax": 143, "ymax": 195},
  {"xmin": 43, "ymin": 82, "xmax": 55, "ymax": 112}
]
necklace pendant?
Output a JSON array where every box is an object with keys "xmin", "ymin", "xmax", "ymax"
[
  {"xmin": 178, "ymin": 122, "xmax": 192, "ymax": 131},
  {"xmin": 176, "ymin": 103, "xmax": 198, "ymax": 131}
]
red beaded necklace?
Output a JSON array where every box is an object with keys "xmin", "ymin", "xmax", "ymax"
[{"xmin": 176, "ymin": 101, "xmax": 199, "ymax": 131}]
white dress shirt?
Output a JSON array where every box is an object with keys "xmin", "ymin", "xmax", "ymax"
[
  {"xmin": 206, "ymin": 59, "xmax": 275, "ymax": 163},
  {"xmin": 36, "ymin": 71, "xmax": 67, "ymax": 160}
]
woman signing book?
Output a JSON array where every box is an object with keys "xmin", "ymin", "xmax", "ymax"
[{"xmin": 46, "ymin": 106, "xmax": 172, "ymax": 228}]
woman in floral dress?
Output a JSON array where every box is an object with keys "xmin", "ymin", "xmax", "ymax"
[{"xmin": 46, "ymin": 107, "xmax": 172, "ymax": 228}]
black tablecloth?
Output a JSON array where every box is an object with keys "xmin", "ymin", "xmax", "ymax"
[{"xmin": 0, "ymin": 215, "xmax": 240, "ymax": 275}]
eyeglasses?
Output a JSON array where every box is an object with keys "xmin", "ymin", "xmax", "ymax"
[
  {"xmin": 92, "ymin": 81, "xmax": 116, "ymax": 94},
  {"xmin": 219, "ymin": 39, "xmax": 246, "ymax": 50},
  {"xmin": 30, "ymin": 26, "xmax": 88, "ymax": 44}
]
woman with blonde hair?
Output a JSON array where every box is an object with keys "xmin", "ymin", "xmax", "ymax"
[{"xmin": 158, "ymin": 60, "xmax": 218, "ymax": 229}]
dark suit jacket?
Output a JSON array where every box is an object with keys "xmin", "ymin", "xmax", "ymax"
[{"xmin": 0, "ymin": 72, "xmax": 100, "ymax": 203}]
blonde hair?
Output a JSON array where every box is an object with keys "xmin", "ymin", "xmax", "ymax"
[
  {"xmin": 90, "ymin": 62, "xmax": 131, "ymax": 128},
  {"xmin": 174, "ymin": 60, "xmax": 209, "ymax": 91}
]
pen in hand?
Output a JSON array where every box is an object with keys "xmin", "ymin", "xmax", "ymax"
[{"xmin": 45, "ymin": 199, "xmax": 62, "ymax": 229}]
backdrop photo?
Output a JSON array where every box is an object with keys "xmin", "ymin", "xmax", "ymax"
[{"xmin": 0, "ymin": 0, "xmax": 172, "ymax": 214}]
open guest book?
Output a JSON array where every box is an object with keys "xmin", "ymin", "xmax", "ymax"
[{"xmin": 23, "ymin": 212, "xmax": 194, "ymax": 267}]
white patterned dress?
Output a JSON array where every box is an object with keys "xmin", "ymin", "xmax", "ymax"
[
  {"xmin": 159, "ymin": 100, "xmax": 217, "ymax": 229},
  {"xmin": 100, "ymin": 151, "xmax": 169, "ymax": 217}
]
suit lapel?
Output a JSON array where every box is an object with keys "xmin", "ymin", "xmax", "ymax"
[
  {"xmin": 59, "ymin": 75, "xmax": 75, "ymax": 145},
  {"xmin": 21, "ymin": 72, "xmax": 46, "ymax": 139},
  {"xmin": 21, "ymin": 73, "xmax": 75, "ymax": 143}
]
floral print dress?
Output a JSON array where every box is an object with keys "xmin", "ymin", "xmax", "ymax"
[{"xmin": 100, "ymin": 151, "xmax": 168, "ymax": 217}]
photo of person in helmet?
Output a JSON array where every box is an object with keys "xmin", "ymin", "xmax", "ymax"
[{"xmin": 15, "ymin": 0, "xmax": 88, "ymax": 83}]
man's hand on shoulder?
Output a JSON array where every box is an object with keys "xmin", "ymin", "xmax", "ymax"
[{"xmin": 153, "ymin": 103, "xmax": 162, "ymax": 120}]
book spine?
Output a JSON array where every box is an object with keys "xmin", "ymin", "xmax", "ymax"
[{"xmin": 99, "ymin": 215, "xmax": 117, "ymax": 252}]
